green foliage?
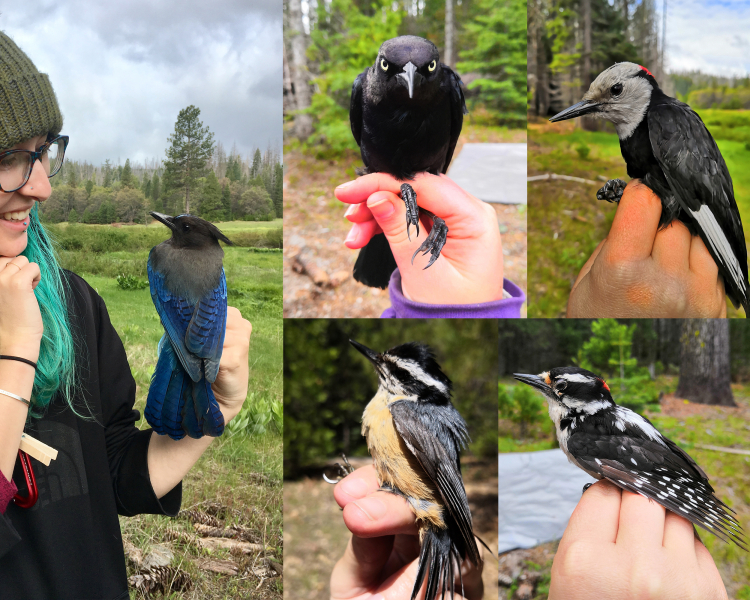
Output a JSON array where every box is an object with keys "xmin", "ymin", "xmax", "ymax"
[
  {"xmin": 272, "ymin": 163, "xmax": 283, "ymax": 218},
  {"xmin": 575, "ymin": 143, "xmax": 590, "ymax": 160},
  {"xmin": 457, "ymin": 0, "xmax": 526, "ymax": 127},
  {"xmin": 239, "ymin": 186, "xmax": 275, "ymax": 221},
  {"xmin": 498, "ymin": 383, "xmax": 545, "ymax": 437},
  {"xmin": 116, "ymin": 273, "xmax": 149, "ymax": 291},
  {"xmin": 150, "ymin": 173, "xmax": 161, "ymax": 208},
  {"xmin": 113, "ymin": 187, "xmax": 146, "ymax": 223},
  {"xmin": 226, "ymin": 155, "xmax": 242, "ymax": 182},
  {"xmin": 198, "ymin": 170, "xmax": 225, "ymax": 221},
  {"xmin": 120, "ymin": 158, "xmax": 135, "ymax": 188},
  {"xmin": 67, "ymin": 208, "xmax": 79, "ymax": 224},
  {"xmin": 227, "ymin": 392, "xmax": 283, "ymax": 436},
  {"xmin": 250, "ymin": 148, "xmax": 262, "ymax": 178},
  {"xmin": 85, "ymin": 179, "xmax": 94, "ymax": 197}
]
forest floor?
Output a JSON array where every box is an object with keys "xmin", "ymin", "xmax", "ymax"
[
  {"xmin": 527, "ymin": 112, "xmax": 749, "ymax": 318},
  {"xmin": 283, "ymin": 456, "xmax": 498, "ymax": 600},
  {"xmin": 283, "ymin": 124, "xmax": 527, "ymax": 317},
  {"xmin": 498, "ymin": 376, "xmax": 750, "ymax": 600}
]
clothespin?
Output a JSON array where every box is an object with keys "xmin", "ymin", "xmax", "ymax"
[
  {"xmin": 13, "ymin": 434, "xmax": 57, "ymax": 509},
  {"xmin": 19, "ymin": 433, "xmax": 58, "ymax": 466}
]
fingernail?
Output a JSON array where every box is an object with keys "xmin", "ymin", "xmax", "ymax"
[
  {"xmin": 369, "ymin": 199, "xmax": 395, "ymax": 219},
  {"xmin": 339, "ymin": 476, "xmax": 369, "ymax": 499},
  {"xmin": 345, "ymin": 225, "xmax": 359, "ymax": 245},
  {"xmin": 344, "ymin": 204, "xmax": 357, "ymax": 219},
  {"xmin": 336, "ymin": 180, "xmax": 355, "ymax": 190},
  {"xmin": 352, "ymin": 497, "xmax": 387, "ymax": 521}
]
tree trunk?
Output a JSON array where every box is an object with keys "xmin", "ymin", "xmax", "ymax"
[
  {"xmin": 444, "ymin": 0, "xmax": 454, "ymax": 68},
  {"xmin": 675, "ymin": 319, "xmax": 735, "ymax": 406},
  {"xmin": 534, "ymin": 3, "xmax": 549, "ymax": 117},
  {"xmin": 287, "ymin": 0, "xmax": 313, "ymax": 140}
]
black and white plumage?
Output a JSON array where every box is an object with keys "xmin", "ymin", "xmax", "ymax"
[
  {"xmin": 350, "ymin": 340, "xmax": 482, "ymax": 600},
  {"xmin": 514, "ymin": 366, "xmax": 746, "ymax": 550},
  {"xmin": 350, "ymin": 36, "xmax": 467, "ymax": 288},
  {"xmin": 550, "ymin": 62, "xmax": 749, "ymax": 314}
]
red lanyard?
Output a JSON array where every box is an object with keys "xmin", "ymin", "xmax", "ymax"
[{"xmin": 13, "ymin": 450, "xmax": 38, "ymax": 509}]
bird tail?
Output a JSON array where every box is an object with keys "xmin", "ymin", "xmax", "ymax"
[
  {"xmin": 353, "ymin": 232, "xmax": 397, "ymax": 289},
  {"xmin": 183, "ymin": 373, "xmax": 225, "ymax": 438},
  {"xmin": 412, "ymin": 525, "xmax": 464, "ymax": 600}
]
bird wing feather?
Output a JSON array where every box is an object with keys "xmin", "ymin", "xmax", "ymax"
[
  {"xmin": 389, "ymin": 400, "xmax": 481, "ymax": 566},
  {"xmin": 185, "ymin": 268, "xmax": 227, "ymax": 383},
  {"xmin": 442, "ymin": 65, "xmax": 467, "ymax": 173},
  {"xmin": 148, "ymin": 257, "xmax": 203, "ymax": 382},
  {"xmin": 350, "ymin": 70, "xmax": 366, "ymax": 148},
  {"xmin": 648, "ymin": 103, "xmax": 749, "ymax": 305}
]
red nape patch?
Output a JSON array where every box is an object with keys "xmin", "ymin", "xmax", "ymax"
[
  {"xmin": 639, "ymin": 65, "xmax": 654, "ymax": 78},
  {"xmin": 599, "ymin": 379, "xmax": 610, "ymax": 392}
]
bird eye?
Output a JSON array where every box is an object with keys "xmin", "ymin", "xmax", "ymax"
[
  {"xmin": 610, "ymin": 83, "xmax": 623, "ymax": 96},
  {"xmin": 182, "ymin": 224, "xmax": 190, "ymax": 232},
  {"xmin": 380, "ymin": 58, "xmax": 388, "ymax": 71},
  {"xmin": 428, "ymin": 60, "xmax": 436, "ymax": 72},
  {"xmin": 555, "ymin": 379, "xmax": 567, "ymax": 392}
]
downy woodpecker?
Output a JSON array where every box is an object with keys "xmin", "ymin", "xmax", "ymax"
[
  {"xmin": 349, "ymin": 340, "xmax": 482, "ymax": 599},
  {"xmin": 514, "ymin": 367, "xmax": 746, "ymax": 550},
  {"xmin": 550, "ymin": 62, "xmax": 749, "ymax": 314},
  {"xmin": 349, "ymin": 36, "xmax": 467, "ymax": 288}
]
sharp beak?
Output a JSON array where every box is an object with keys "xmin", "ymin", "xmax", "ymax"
[
  {"xmin": 349, "ymin": 339, "xmax": 379, "ymax": 364},
  {"xmin": 513, "ymin": 373, "xmax": 553, "ymax": 394},
  {"xmin": 549, "ymin": 100, "xmax": 600, "ymax": 122},
  {"xmin": 397, "ymin": 61, "xmax": 421, "ymax": 99},
  {"xmin": 150, "ymin": 211, "xmax": 176, "ymax": 231}
]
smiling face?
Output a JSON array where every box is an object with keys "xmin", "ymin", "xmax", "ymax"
[{"xmin": 0, "ymin": 134, "xmax": 52, "ymax": 257}]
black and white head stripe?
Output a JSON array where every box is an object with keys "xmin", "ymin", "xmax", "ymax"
[{"xmin": 380, "ymin": 342, "xmax": 453, "ymax": 401}]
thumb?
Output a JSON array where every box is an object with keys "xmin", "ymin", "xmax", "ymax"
[{"xmin": 367, "ymin": 191, "xmax": 426, "ymax": 262}]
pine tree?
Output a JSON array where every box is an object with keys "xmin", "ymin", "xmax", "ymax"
[
  {"xmin": 221, "ymin": 183, "xmax": 231, "ymax": 219},
  {"xmin": 85, "ymin": 179, "xmax": 94, "ymax": 197},
  {"xmin": 199, "ymin": 171, "xmax": 224, "ymax": 221},
  {"xmin": 82, "ymin": 207, "xmax": 93, "ymax": 224},
  {"xmin": 272, "ymin": 163, "xmax": 283, "ymax": 218},
  {"xmin": 121, "ymin": 159, "xmax": 135, "ymax": 188},
  {"xmin": 103, "ymin": 159, "xmax": 112, "ymax": 188},
  {"xmin": 163, "ymin": 105, "xmax": 215, "ymax": 214},
  {"xmin": 68, "ymin": 208, "xmax": 79, "ymax": 223},
  {"xmin": 144, "ymin": 178, "xmax": 152, "ymax": 199},
  {"xmin": 67, "ymin": 165, "xmax": 78, "ymax": 188},
  {"xmin": 251, "ymin": 148, "xmax": 262, "ymax": 178},
  {"xmin": 151, "ymin": 173, "xmax": 161, "ymax": 209}
]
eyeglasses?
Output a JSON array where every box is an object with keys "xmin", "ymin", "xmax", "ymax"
[{"xmin": 0, "ymin": 135, "xmax": 69, "ymax": 193}]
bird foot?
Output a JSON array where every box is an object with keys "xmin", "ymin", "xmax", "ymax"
[
  {"xmin": 582, "ymin": 482, "xmax": 593, "ymax": 494},
  {"xmin": 323, "ymin": 454, "xmax": 355, "ymax": 484},
  {"xmin": 596, "ymin": 179, "xmax": 627, "ymax": 203},
  {"xmin": 411, "ymin": 216, "xmax": 448, "ymax": 269},
  {"xmin": 400, "ymin": 183, "xmax": 420, "ymax": 240}
]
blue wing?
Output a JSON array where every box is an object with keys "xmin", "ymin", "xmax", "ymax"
[{"xmin": 185, "ymin": 269, "xmax": 227, "ymax": 383}]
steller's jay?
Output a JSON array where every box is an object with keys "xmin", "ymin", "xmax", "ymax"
[{"xmin": 145, "ymin": 212, "xmax": 233, "ymax": 440}]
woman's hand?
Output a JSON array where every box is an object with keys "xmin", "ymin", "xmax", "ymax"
[
  {"xmin": 567, "ymin": 180, "xmax": 726, "ymax": 317},
  {"xmin": 330, "ymin": 465, "xmax": 484, "ymax": 600},
  {"xmin": 336, "ymin": 173, "xmax": 504, "ymax": 305},
  {"xmin": 550, "ymin": 480, "xmax": 727, "ymax": 600},
  {"xmin": 211, "ymin": 307, "xmax": 252, "ymax": 423},
  {"xmin": 0, "ymin": 255, "xmax": 43, "ymax": 362}
]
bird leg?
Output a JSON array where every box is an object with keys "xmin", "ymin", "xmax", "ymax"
[
  {"xmin": 400, "ymin": 183, "xmax": 420, "ymax": 240},
  {"xmin": 596, "ymin": 178, "xmax": 627, "ymax": 203},
  {"xmin": 322, "ymin": 454, "xmax": 355, "ymax": 484},
  {"xmin": 411, "ymin": 210, "xmax": 448, "ymax": 270}
]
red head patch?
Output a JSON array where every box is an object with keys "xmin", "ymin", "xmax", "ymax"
[
  {"xmin": 599, "ymin": 378, "xmax": 610, "ymax": 392},
  {"xmin": 639, "ymin": 65, "xmax": 654, "ymax": 78}
]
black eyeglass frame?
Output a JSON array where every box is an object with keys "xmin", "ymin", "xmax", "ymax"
[{"xmin": 0, "ymin": 135, "xmax": 69, "ymax": 193}]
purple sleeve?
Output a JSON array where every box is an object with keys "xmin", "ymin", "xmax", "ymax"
[
  {"xmin": 0, "ymin": 471, "xmax": 16, "ymax": 515},
  {"xmin": 381, "ymin": 269, "xmax": 525, "ymax": 318}
]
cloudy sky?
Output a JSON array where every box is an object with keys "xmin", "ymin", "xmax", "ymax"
[
  {"xmin": 667, "ymin": 0, "xmax": 750, "ymax": 76},
  {"xmin": 1, "ymin": 0, "xmax": 281, "ymax": 167}
]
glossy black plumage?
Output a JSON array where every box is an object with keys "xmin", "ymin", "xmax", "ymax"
[{"xmin": 350, "ymin": 36, "xmax": 467, "ymax": 288}]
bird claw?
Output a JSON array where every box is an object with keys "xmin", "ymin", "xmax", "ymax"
[
  {"xmin": 322, "ymin": 453, "xmax": 355, "ymax": 484},
  {"xmin": 582, "ymin": 482, "xmax": 593, "ymax": 495},
  {"xmin": 597, "ymin": 179, "xmax": 627, "ymax": 203},
  {"xmin": 411, "ymin": 216, "xmax": 448, "ymax": 269},
  {"xmin": 401, "ymin": 183, "xmax": 420, "ymax": 240}
]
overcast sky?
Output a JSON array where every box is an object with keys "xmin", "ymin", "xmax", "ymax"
[
  {"xmin": 1, "ymin": 0, "xmax": 281, "ymax": 167},
  {"xmin": 666, "ymin": 0, "xmax": 750, "ymax": 76}
]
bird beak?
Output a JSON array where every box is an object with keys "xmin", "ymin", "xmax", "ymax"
[
  {"xmin": 397, "ymin": 62, "xmax": 422, "ymax": 99},
  {"xmin": 549, "ymin": 100, "xmax": 600, "ymax": 122},
  {"xmin": 150, "ymin": 212, "xmax": 176, "ymax": 231},
  {"xmin": 513, "ymin": 373, "xmax": 553, "ymax": 394},
  {"xmin": 349, "ymin": 339, "xmax": 379, "ymax": 364}
]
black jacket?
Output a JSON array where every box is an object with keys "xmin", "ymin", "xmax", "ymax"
[{"xmin": 0, "ymin": 271, "xmax": 182, "ymax": 600}]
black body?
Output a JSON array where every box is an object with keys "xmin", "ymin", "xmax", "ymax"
[{"xmin": 350, "ymin": 36, "xmax": 467, "ymax": 288}]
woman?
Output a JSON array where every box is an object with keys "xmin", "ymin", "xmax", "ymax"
[{"xmin": 0, "ymin": 33, "xmax": 252, "ymax": 599}]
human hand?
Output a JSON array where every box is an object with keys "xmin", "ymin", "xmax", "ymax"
[
  {"xmin": 336, "ymin": 173, "xmax": 504, "ymax": 305},
  {"xmin": 549, "ymin": 480, "xmax": 727, "ymax": 600},
  {"xmin": 0, "ymin": 255, "xmax": 43, "ymax": 362},
  {"xmin": 567, "ymin": 180, "xmax": 726, "ymax": 317},
  {"xmin": 330, "ymin": 465, "xmax": 483, "ymax": 600},
  {"xmin": 211, "ymin": 307, "xmax": 252, "ymax": 423}
]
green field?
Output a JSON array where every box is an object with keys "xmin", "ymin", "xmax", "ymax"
[
  {"xmin": 528, "ymin": 110, "xmax": 750, "ymax": 317},
  {"xmin": 54, "ymin": 221, "xmax": 283, "ymax": 599}
]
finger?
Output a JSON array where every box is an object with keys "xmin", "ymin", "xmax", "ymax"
[
  {"xmin": 662, "ymin": 510, "xmax": 699, "ymax": 553},
  {"xmin": 344, "ymin": 219, "xmax": 383, "ymax": 249},
  {"xmin": 615, "ymin": 489, "xmax": 666, "ymax": 548},
  {"xmin": 342, "ymin": 489, "xmax": 420, "ymax": 538},
  {"xmin": 573, "ymin": 238, "xmax": 607, "ymax": 288},
  {"xmin": 330, "ymin": 534, "xmax": 394, "ymax": 599},
  {"xmin": 652, "ymin": 220, "xmax": 691, "ymax": 272},
  {"xmin": 562, "ymin": 479, "xmax": 622, "ymax": 545},
  {"xmin": 345, "ymin": 202, "xmax": 375, "ymax": 224},
  {"xmin": 601, "ymin": 180, "xmax": 662, "ymax": 262},
  {"xmin": 688, "ymin": 233, "xmax": 719, "ymax": 279},
  {"xmin": 376, "ymin": 557, "xmax": 471, "ymax": 600},
  {"xmin": 334, "ymin": 465, "xmax": 380, "ymax": 508},
  {"xmin": 335, "ymin": 172, "xmax": 403, "ymax": 205}
]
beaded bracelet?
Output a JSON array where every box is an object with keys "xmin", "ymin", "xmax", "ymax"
[{"xmin": 0, "ymin": 355, "xmax": 37, "ymax": 370}]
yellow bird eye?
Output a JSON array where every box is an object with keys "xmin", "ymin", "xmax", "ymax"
[
  {"xmin": 380, "ymin": 58, "xmax": 388, "ymax": 71},
  {"xmin": 428, "ymin": 60, "xmax": 437, "ymax": 72}
]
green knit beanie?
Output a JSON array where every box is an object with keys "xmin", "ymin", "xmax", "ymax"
[{"xmin": 0, "ymin": 32, "xmax": 62, "ymax": 150}]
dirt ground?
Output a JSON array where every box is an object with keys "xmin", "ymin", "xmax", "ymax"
[
  {"xmin": 283, "ymin": 126, "xmax": 527, "ymax": 318},
  {"xmin": 283, "ymin": 456, "xmax": 498, "ymax": 600}
]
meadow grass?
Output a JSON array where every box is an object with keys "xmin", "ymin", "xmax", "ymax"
[
  {"xmin": 56, "ymin": 221, "xmax": 283, "ymax": 598},
  {"xmin": 528, "ymin": 112, "xmax": 750, "ymax": 317}
]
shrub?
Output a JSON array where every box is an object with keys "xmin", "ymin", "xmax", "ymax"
[{"xmin": 116, "ymin": 274, "xmax": 149, "ymax": 291}]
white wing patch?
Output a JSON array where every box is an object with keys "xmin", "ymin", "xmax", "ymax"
[
  {"xmin": 614, "ymin": 406, "xmax": 666, "ymax": 445},
  {"xmin": 690, "ymin": 204, "xmax": 746, "ymax": 295},
  {"xmin": 384, "ymin": 356, "xmax": 448, "ymax": 394}
]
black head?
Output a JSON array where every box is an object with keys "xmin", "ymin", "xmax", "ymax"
[
  {"xmin": 350, "ymin": 339, "xmax": 452, "ymax": 403},
  {"xmin": 373, "ymin": 35, "xmax": 441, "ymax": 101},
  {"xmin": 150, "ymin": 212, "xmax": 233, "ymax": 249},
  {"xmin": 514, "ymin": 366, "xmax": 615, "ymax": 414}
]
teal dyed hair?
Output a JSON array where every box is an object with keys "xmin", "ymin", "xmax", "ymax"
[{"xmin": 21, "ymin": 204, "xmax": 79, "ymax": 417}]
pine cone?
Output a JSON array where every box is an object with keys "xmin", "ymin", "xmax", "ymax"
[{"xmin": 179, "ymin": 509, "xmax": 221, "ymax": 527}]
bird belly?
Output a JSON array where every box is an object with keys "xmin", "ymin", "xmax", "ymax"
[{"xmin": 362, "ymin": 391, "xmax": 445, "ymax": 529}]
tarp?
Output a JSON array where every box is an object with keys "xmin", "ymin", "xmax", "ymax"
[
  {"xmin": 498, "ymin": 449, "xmax": 596, "ymax": 553},
  {"xmin": 447, "ymin": 143, "xmax": 527, "ymax": 204}
]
